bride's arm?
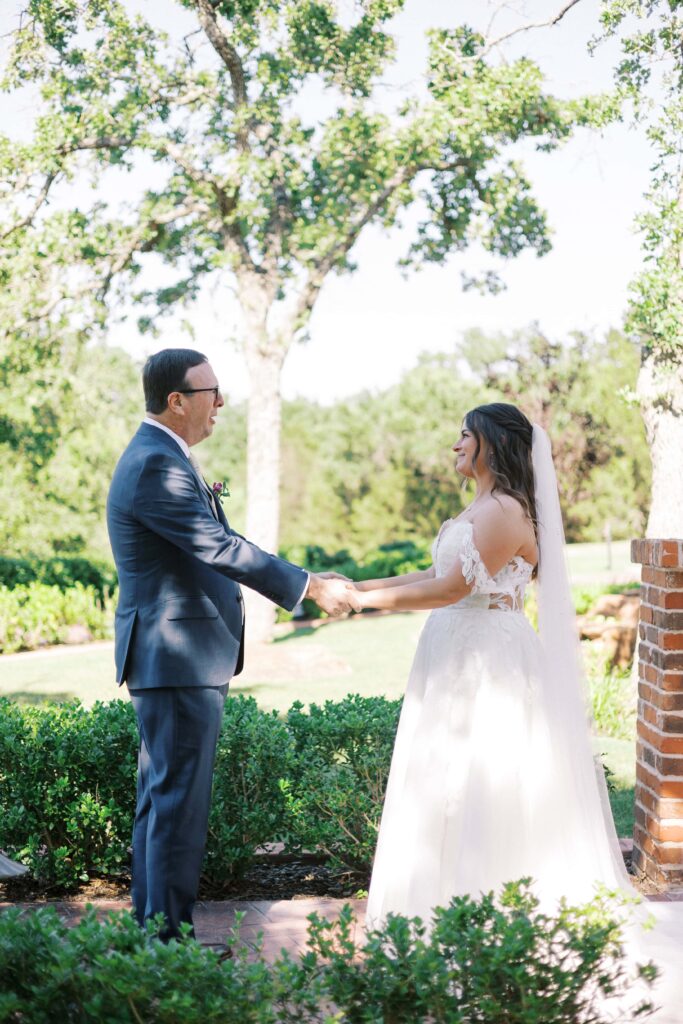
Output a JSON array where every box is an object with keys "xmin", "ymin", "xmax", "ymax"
[
  {"xmin": 356, "ymin": 504, "xmax": 527, "ymax": 612},
  {"xmin": 354, "ymin": 567, "xmax": 435, "ymax": 591}
]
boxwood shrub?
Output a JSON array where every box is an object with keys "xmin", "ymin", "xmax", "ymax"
[
  {"xmin": 279, "ymin": 541, "xmax": 431, "ymax": 620},
  {"xmin": 0, "ymin": 694, "xmax": 402, "ymax": 888},
  {"xmin": 283, "ymin": 695, "xmax": 401, "ymax": 871},
  {"xmin": 0, "ymin": 556, "xmax": 117, "ymax": 604},
  {"xmin": 0, "ymin": 882, "xmax": 656, "ymax": 1023}
]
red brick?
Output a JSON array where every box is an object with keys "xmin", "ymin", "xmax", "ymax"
[
  {"xmin": 654, "ymin": 610, "xmax": 683, "ymax": 630},
  {"xmin": 640, "ymin": 604, "xmax": 655, "ymax": 625},
  {"xmin": 634, "ymin": 823, "xmax": 657, "ymax": 858},
  {"xmin": 657, "ymin": 798, "xmax": 683, "ymax": 818},
  {"xmin": 642, "ymin": 567, "xmax": 683, "ymax": 588},
  {"xmin": 652, "ymin": 845, "xmax": 683, "ymax": 866},
  {"xmin": 636, "ymin": 760, "xmax": 662, "ymax": 793},
  {"xmin": 659, "ymin": 712, "xmax": 683, "ymax": 734},
  {"xmin": 660, "ymin": 671, "xmax": 683, "ymax": 692},
  {"xmin": 637, "ymin": 720, "xmax": 683, "ymax": 755},
  {"xmin": 644, "ymin": 814, "xmax": 683, "ymax": 844},
  {"xmin": 651, "ymin": 649, "xmax": 683, "ymax": 672},
  {"xmin": 637, "ymin": 763, "xmax": 683, "ymax": 799},
  {"xmin": 657, "ymin": 753, "xmax": 683, "ymax": 775},
  {"xmin": 638, "ymin": 699, "xmax": 657, "ymax": 726},
  {"xmin": 636, "ymin": 738, "xmax": 656, "ymax": 770},
  {"xmin": 643, "ymin": 588, "xmax": 683, "ymax": 610},
  {"xmin": 638, "ymin": 681, "xmax": 653, "ymax": 703},
  {"xmin": 637, "ymin": 790, "xmax": 683, "ymax": 820},
  {"xmin": 631, "ymin": 539, "xmax": 650, "ymax": 565},
  {"xmin": 632, "ymin": 844, "xmax": 683, "ymax": 885},
  {"xmin": 636, "ymin": 786, "xmax": 656, "ymax": 813},
  {"xmin": 662, "ymin": 631, "xmax": 683, "ymax": 651},
  {"xmin": 659, "ymin": 540, "xmax": 683, "ymax": 568},
  {"xmin": 639, "ymin": 662, "xmax": 661, "ymax": 686},
  {"xmin": 638, "ymin": 642, "xmax": 654, "ymax": 666},
  {"xmin": 643, "ymin": 724, "xmax": 683, "ymax": 757},
  {"xmin": 643, "ymin": 688, "xmax": 683, "ymax": 713}
]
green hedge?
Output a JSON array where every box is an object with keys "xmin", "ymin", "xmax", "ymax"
[
  {"xmin": 0, "ymin": 695, "xmax": 400, "ymax": 890},
  {"xmin": 279, "ymin": 540, "xmax": 432, "ymax": 619},
  {"xmin": 0, "ymin": 884, "xmax": 655, "ymax": 1023},
  {"xmin": 0, "ymin": 556, "xmax": 117, "ymax": 604},
  {"xmin": 0, "ymin": 582, "xmax": 112, "ymax": 654},
  {"xmin": 284, "ymin": 695, "xmax": 401, "ymax": 870}
]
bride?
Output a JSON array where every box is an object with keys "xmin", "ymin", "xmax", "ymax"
[{"xmin": 353, "ymin": 402, "xmax": 682, "ymax": 1021}]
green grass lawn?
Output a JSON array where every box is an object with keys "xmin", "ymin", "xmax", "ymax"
[
  {"xmin": 0, "ymin": 613, "xmax": 427, "ymax": 709},
  {"xmin": 0, "ymin": 610, "xmax": 636, "ymax": 836},
  {"xmin": 565, "ymin": 540, "xmax": 639, "ymax": 584}
]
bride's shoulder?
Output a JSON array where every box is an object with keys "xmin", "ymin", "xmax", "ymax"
[
  {"xmin": 479, "ymin": 492, "xmax": 527, "ymax": 522},
  {"xmin": 471, "ymin": 494, "xmax": 531, "ymax": 542}
]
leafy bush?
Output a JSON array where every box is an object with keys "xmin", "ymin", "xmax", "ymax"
[
  {"xmin": 203, "ymin": 696, "xmax": 293, "ymax": 889},
  {"xmin": 0, "ymin": 555, "xmax": 117, "ymax": 604},
  {"xmin": 0, "ymin": 582, "xmax": 112, "ymax": 653},
  {"xmin": 283, "ymin": 695, "xmax": 401, "ymax": 871},
  {"xmin": 305, "ymin": 882, "xmax": 656, "ymax": 1024},
  {"xmin": 279, "ymin": 540, "xmax": 432, "ymax": 620},
  {"xmin": 0, "ymin": 699, "xmax": 138, "ymax": 887},
  {"xmin": 0, "ymin": 692, "xmax": 633, "ymax": 892},
  {"xmin": 0, "ymin": 883, "xmax": 656, "ymax": 1024},
  {"xmin": 0, "ymin": 696, "xmax": 296, "ymax": 890}
]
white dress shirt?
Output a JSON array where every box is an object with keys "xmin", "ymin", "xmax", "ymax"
[{"xmin": 143, "ymin": 416, "xmax": 190, "ymax": 458}]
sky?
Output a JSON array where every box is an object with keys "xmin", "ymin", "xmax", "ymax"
[{"xmin": 0, "ymin": 0, "xmax": 654, "ymax": 405}]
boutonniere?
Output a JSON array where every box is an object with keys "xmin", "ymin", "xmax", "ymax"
[{"xmin": 212, "ymin": 480, "xmax": 230, "ymax": 504}]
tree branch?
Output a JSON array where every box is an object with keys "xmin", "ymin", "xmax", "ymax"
[
  {"xmin": 193, "ymin": 0, "xmax": 249, "ymax": 150},
  {"xmin": 480, "ymin": 0, "xmax": 584, "ymax": 58},
  {"xmin": 286, "ymin": 166, "xmax": 414, "ymax": 336},
  {"xmin": 163, "ymin": 141, "xmax": 255, "ymax": 273},
  {"xmin": 0, "ymin": 171, "xmax": 56, "ymax": 241}
]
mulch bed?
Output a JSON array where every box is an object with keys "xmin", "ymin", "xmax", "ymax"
[{"xmin": 0, "ymin": 854, "xmax": 369, "ymax": 905}]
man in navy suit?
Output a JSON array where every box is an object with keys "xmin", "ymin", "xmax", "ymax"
[{"xmin": 106, "ymin": 348, "xmax": 357, "ymax": 941}]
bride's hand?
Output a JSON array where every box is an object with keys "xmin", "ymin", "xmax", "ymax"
[{"xmin": 317, "ymin": 571, "xmax": 352, "ymax": 582}]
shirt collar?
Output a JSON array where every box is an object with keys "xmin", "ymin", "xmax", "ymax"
[{"xmin": 143, "ymin": 417, "xmax": 191, "ymax": 459}]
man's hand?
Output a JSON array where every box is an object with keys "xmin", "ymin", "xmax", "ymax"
[{"xmin": 305, "ymin": 573, "xmax": 361, "ymax": 616}]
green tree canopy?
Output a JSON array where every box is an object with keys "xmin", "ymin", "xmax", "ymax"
[
  {"xmin": 0, "ymin": 0, "xmax": 613, "ymax": 636},
  {"xmin": 594, "ymin": 0, "xmax": 683, "ymax": 537}
]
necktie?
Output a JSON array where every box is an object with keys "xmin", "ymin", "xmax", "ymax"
[{"xmin": 188, "ymin": 452, "xmax": 219, "ymax": 520}]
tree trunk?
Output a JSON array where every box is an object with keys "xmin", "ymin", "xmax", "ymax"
[
  {"xmin": 243, "ymin": 339, "xmax": 286, "ymax": 643},
  {"xmin": 638, "ymin": 352, "xmax": 683, "ymax": 538}
]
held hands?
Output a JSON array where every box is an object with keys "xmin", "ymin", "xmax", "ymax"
[{"xmin": 306, "ymin": 573, "xmax": 361, "ymax": 616}]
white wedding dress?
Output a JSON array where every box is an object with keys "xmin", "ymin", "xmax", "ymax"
[
  {"xmin": 0, "ymin": 852, "xmax": 28, "ymax": 879},
  {"xmin": 366, "ymin": 427, "xmax": 683, "ymax": 1022}
]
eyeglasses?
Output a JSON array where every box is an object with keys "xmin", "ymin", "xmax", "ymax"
[{"xmin": 177, "ymin": 386, "xmax": 221, "ymax": 400}]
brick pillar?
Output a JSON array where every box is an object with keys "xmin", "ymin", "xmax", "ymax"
[{"xmin": 631, "ymin": 538, "xmax": 683, "ymax": 886}]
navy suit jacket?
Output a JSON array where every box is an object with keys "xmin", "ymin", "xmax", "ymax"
[{"xmin": 106, "ymin": 423, "xmax": 307, "ymax": 689}]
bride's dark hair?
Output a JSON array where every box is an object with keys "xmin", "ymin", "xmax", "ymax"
[{"xmin": 464, "ymin": 402, "xmax": 538, "ymax": 563}]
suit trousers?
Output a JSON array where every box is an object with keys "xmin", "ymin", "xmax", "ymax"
[{"xmin": 128, "ymin": 684, "xmax": 228, "ymax": 940}]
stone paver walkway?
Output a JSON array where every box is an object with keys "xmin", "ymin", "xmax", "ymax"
[
  {"xmin": 4, "ymin": 881, "xmax": 683, "ymax": 961},
  {"xmin": 0, "ymin": 897, "xmax": 367, "ymax": 960}
]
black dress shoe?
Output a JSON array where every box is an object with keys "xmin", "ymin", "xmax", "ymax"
[{"xmin": 202, "ymin": 943, "xmax": 233, "ymax": 962}]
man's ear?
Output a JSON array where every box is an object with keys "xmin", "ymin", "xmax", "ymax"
[{"xmin": 167, "ymin": 392, "xmax": 184, "ymax": 415}]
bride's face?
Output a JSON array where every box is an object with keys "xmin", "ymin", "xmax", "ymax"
[{"xmin": 453, "ymin": 423, "xmax": 489, "ymax": 478}]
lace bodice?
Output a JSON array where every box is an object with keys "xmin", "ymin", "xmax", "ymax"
[{"xmin": 432, "ymin": 519, "xmax": 534, "ymax": 611}]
